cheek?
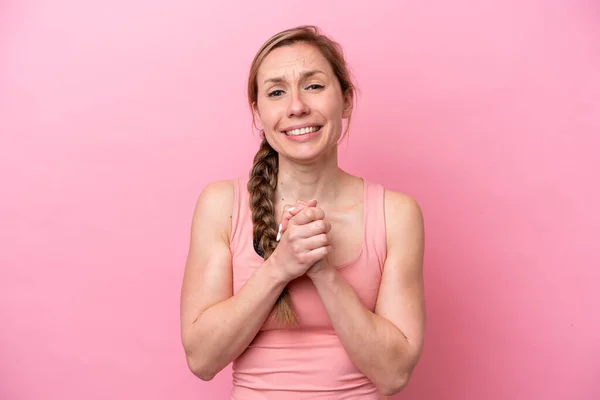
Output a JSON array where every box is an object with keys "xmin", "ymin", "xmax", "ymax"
[
  {"xmin": 259, "ymin": 105, "xmax": 284, "ymax": 129},
  {"xmin": 320, "ymin": 92, "xmax": 345, "ymax": 118}
]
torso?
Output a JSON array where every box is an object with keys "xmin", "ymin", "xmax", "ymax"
[{"xmin": 228, "ymin": 173, "xmax": 388, "ymax": 399}]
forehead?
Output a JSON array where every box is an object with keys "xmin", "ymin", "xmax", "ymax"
[{"xmin": 257, "ymin": 42, "xmax": 333, "ymax": 82}]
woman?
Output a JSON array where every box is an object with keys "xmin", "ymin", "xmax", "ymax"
[{"xmin": 180, "ymin": 25, "xmax": 426, "ymax": 399}]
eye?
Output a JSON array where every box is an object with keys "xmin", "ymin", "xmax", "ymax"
[
  {"xmin": 268, "ymin": 90, "xmax": 285, "ymax": 97},
  {"xmin": 306, "ymin": 84, "xmax": 324, "ymax": 90}
]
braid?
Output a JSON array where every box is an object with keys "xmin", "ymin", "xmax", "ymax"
[{"xmin": 248, "ymin": 138, "xmax": 297, "ymax": 327}]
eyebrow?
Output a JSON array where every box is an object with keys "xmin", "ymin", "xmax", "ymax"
[{"xmin": 263, "ymin": 69, "xmax": 326, "ymax": 84}]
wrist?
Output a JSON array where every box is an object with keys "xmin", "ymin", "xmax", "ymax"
[
  {"xmin": 262, "ymin": 254, "xmax": 291, "ymax": 287},
  {"xmin": 307, "ymin": 261, "xmax": 335, "ymax": 283}
]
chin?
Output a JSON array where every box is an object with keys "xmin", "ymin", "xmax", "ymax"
[{"xmin": 282, "ymin": 145, "xmax": 336, "ymax": 164}]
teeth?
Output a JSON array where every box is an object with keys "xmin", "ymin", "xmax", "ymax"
[{"xmin": 285, "ymin": 126, "xmax": 320, "ymax": 136}]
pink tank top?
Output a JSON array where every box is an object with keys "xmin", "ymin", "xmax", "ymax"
[{"xmin": 229, "ymin": 176, "xmax": 387, "ymax": 399}]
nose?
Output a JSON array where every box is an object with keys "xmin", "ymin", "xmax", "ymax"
[{"xmin": 286, "ymin": 90, "xmax": 310, "ymax": 118}]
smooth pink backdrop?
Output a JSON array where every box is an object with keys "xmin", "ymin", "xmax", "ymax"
[{"xmin": 1, "ymin": 1, "xmax": 599, "ymax": 399}]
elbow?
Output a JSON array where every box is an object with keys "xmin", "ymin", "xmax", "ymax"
[
  {"xmin": 378, "ymin": 372, "xmax": 411, "ymax": 396},
  {"xmin": 195, "ymin": 370, "xmax": 218, "ymax": 382},
  {"xmin": 182, "ymin": 330, "xmax": 220, "ymax": 381},
  {"xmin": 378, "ymin": 342, "xmax": 423, "ymax": 395},
  {"xmin": 186, "ymin": 355, "xmax": 218, "ymax": 381}
]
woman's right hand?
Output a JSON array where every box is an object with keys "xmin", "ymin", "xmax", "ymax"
[{"xmin": 270, "ymin": 203, "xmax": 332, "ymax": 282}]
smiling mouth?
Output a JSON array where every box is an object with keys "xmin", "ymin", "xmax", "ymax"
[{"xmin": 282, "ymin": 126, "xmax": 322, "ymax": 136}]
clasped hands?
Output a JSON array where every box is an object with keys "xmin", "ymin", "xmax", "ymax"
[{"xmin": 269, "ymin": 200, "xmax": 332, "ymax": 282}]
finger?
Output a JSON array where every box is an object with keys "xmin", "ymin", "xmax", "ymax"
[
  {"xmin": 290, "ymin": 206, "xmax": 325, "ymax": 226},
  {"xmin": 278, "ymin": 204, "xmax": 296, "ymax": 241},
  {"xmin": 285, "ymin": 200, "xmax": 316, "ymax": 228},
  {"xmin": 287, "ymin": 200, "xmax": 309, "ymax": 218},
  {"xmin": 278, "ymin": 202, "xmax": 307, "ymax": 240},
  {"xmin": 287, "ymin": 199, "xmax": 316, "ymax": 218},
  {"xmin": 278, "ymin": 200, "xmax": 318, "ymax": 239},
  {"xmin": 295, "ymin": 219, "xmax": 331, "ymax": 238},
  {"xmin": 304, "ymin": 245, "xmax": 332, "ymax": 264},
  {"xmin": 303, "ymin": 233, "xmax": 330, "ymax": 250}
]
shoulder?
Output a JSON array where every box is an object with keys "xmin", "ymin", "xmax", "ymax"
[
  {"xmin": 383, "ymin": 188, "xmax": 424, "ymax": 251},
  {"xmin": 195, "ymin": 179, "xmax": 235, "ymax": 210},
  {"xmin": 191, "ymin": 179, "xmax": 237, "ymax": 241},
  {"xmin": 383, "ymin": 189, "xmax": 423, "ymax": 223}
]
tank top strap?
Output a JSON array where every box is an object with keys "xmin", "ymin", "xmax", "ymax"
[
  {"xmin": 362, "ymin": 179, "xmax": 387, "ymax": 272},
  {"xmin": 230, "ymin": 176, "xmax": 249, "ymax": 254}
]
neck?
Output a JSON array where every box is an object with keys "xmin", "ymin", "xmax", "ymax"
[{"xmin": 276, "ymin": 149, "xmax": 345, "ymax": 205}]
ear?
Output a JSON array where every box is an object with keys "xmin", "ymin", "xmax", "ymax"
[
  {"xmin": 252, "ymin": 101, "xmax": 264, "ymax": 131},
  {"xmin": 342, "ymin": 92, "xmax": 353, "ymax": 119}
]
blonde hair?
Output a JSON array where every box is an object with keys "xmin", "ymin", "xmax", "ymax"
[{"xmin": 246, "ymin": 25, "xmax": 356, "ymax": 327}]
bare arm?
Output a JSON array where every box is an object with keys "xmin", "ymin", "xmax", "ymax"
[
  {"xmin": 307, "ymin": 191, "xmax": 426, "ymax": 395},
  {"xmin": 179, "ymin": 180, "xmax": 288, "ymax": 381}
]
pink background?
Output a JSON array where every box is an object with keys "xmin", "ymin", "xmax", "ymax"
[{"xmin": 1, "ymin": 0, "xmax": 599, "ymax": 399}]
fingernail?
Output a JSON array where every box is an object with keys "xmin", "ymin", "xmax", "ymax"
[
  {"xmin": 288, "ymin": 207, "xmax": 295, "ymax": 212},
  {"xmin": 276, "ymin": 224, "xmax": 282, "ymax": 241}
]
